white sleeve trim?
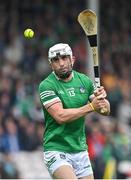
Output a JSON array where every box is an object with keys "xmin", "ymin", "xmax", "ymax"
[{"xmin": 43, "ymin": 97, "xmax": 61, "ymax": 106}]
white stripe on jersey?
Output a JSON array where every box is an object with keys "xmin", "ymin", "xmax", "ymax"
[
  {"xmin": 41, "ymin": 93, "xmax": 55, "ymax": 99},
  {"xmin": 40, "ymin": 90, "xmax": 55, "ymax": 96},
  {"xmin": 43, "ymin": 97, "xmax": 61, "ymax": 106},
  {"xmin": 40, "ymin": 91, "xmax": 55, "ymax": 99}
]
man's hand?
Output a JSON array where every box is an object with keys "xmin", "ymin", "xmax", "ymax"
[
  {"xmin": 94, "ymin": 86, "xmax": 107, "ymax": 99},
  {"xmin": 91, "ymin": 95, "xmax": 106, "ymax": 111},
  {"xmin": 90, "ymin": 86, "xmax": 110, "ymax": 115}
]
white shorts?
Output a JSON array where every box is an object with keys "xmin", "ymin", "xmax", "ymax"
[{"xmin": 43, "ymin": 150, "xmax": 93, "ymax": 178}]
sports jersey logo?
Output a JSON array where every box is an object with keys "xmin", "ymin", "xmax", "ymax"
[
  {"xmin": 79, "ymin": 86, "xmax": 85, "ymax": 93},
  {"xmin": 58, "ymin": 90, "xmax": 64, "ymax": 95},
  {"xmin": 60, "ymin": 153, "xmax": 66, "ymax": 159}
]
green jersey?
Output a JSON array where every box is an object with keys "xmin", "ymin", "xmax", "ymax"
[{"xmin": 39, "ymin": 70, "xmax": 94, "ymax": 152}]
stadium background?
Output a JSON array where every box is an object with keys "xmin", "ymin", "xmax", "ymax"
[{"xmin": 0, "ymin": 0, "xmax": 131, "ymax": 179}]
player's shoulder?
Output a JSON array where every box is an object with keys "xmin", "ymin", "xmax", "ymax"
[
  {"xmin": 74, "ymin": 70, "xmax": 91, "ymax": 81},
  {"xmin": 39, "ymin": 72, "xmax": 55, "ymax": 89}
]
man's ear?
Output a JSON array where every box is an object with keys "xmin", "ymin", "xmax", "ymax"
[
  {"xmin": 49, "ymin": 62, "xmax": 54, "ymax": 70},
  {"xmin": 71, "ymin": 56, "xmax": 76, "ymax": 65}
]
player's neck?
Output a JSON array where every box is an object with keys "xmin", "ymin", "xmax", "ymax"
[
  {"xmin": 61, "ymin": 73, "xmax": 73, "ymax": 82},
  {"xmin": 53, "ymin": 71, "xmax": 73, "ymax": 82}
]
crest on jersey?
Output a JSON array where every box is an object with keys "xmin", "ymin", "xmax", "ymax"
[{"xmin": 79, "ymin": 86, "xmax": 85, "ymax": 93}]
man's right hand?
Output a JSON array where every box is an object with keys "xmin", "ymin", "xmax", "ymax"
[{"xmin": 90, "ymin": 95, "xmax": 107, "ymax": 112}]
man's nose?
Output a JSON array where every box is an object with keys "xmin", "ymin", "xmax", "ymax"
[{"xmin": 58, "ymin": 58, "xmax": 64, "ymax": 66}]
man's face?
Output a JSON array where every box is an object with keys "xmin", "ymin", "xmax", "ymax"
[{"xmin": 50, "ymin": 55, "xmax": 75, "ymax": 79}]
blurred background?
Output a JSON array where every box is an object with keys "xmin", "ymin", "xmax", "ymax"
[{"xmin": 0, "ymin": 0, "xmax": 131, "ymax": 179}]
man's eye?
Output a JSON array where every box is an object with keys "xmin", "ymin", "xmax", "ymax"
[
  {"xmin": 51, "ymin": 55, "xmax": 69, "ymax": 62},
  {"xmin": 51, "ymin": 57, "xmax": 59, "ymax": 62},
  {"xmin": 61, "ymin": 55, "xmax": 69, "ymax": 59},
  {"xmin": 61, "ymin": 55, "xmax": 66, "ymax": 59}
]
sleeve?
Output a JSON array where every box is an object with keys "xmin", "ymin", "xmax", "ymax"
[{"xmin": 39, "ymin": 81, "xmax": 61, "ymax": 106}]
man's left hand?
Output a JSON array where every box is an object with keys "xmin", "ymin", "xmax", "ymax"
[{"xmin": 94, "ymin": 86, "xmax": 107, "ymax": 99}]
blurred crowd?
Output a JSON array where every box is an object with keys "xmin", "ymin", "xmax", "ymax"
[{"xmin": 0, "ymin": 0, "xmax": 131, "ymax": 179}]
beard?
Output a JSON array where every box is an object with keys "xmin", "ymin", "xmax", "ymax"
[
  {"xmin": 54, "ymin": 64, "xmax": 73, "ymax": 79},
  {"xmin": 56, "ymin": 69, "xmax": 72, "ymax": 79}
]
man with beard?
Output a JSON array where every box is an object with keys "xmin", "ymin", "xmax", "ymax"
[{"xmin": 38, "ymin": 43, "xmax": 110, "ymax": 179}]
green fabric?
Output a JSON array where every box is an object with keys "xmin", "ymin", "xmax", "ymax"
[{"xmin": 39, "ymin": 70, "xmax": 94, "ymax": 152}]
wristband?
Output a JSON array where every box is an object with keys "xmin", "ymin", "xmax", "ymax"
[{"xmin": 89, "ymin": 102, "xmax": 95, "ymax": 111}]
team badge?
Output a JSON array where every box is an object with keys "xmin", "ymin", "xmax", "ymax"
[{"xmin": 80, "ymin": 86, "xmax": 85, "ymax": 93}]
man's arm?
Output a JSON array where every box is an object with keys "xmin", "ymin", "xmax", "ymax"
[
  {"xmin": 45, "ymin": 95, "xmax": 106, "ymax": 124},
  {"xmin": 46, "ymin": 102, "xmax": 92, "ymax": 124}
]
